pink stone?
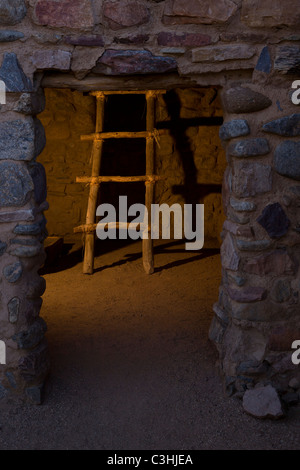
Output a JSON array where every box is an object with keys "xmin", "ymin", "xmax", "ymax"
[
  {"xmin": 221, "ymin": 233, "xmax": 240, "ymax": 271},
  {"xmin": 157, "ymin": 32, "xmax": 212, "ymax": 47},
  {"xmin": 243, "ymin": 250, "xmax": 296, "ymax": 276},
  {"xmin": 227, "ymin": 286, "xmax": 267, "ymax": 303},
  {"xmin": 31, "ymin": 50, "xmax": 71, "ymax": 71},
  {"xmin": 103, "ymin": 1, "xmax": 150, "ymax": 30},
  {"xmin": 223, "ymin": 220, "xmax": 253, "ymax": 238},
  {"xmin": 33, "ymin": 0, "xmax": 95, "ymax": 29},
  {"xmin": 163, "ymin": 0, "xmax": 238, "ymax": 24}
]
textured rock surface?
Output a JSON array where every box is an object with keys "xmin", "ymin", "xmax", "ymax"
[
  {"xmin": 244, "ymin": 250, "xmax": 296, "ymax": 276},
  {"xmin": 263, "ymin": 114, "xmax": 300, "ymax": 137},
  {"xmin": 0, "ymin": 30, "xmax": 24, "ymax": 42},
  {"xmin": 274, "ymin": 46, "xmax": 300, "ymax": 74},
  {"xmin": 192, "ymin": 45, "xmax": 255, "ymax": 63},
  {"xmin": 222, "ymin": 87, "xmax": 272, "ymax": 114},
  {"xmin": 221, "ymin": 233, "xmax": 240, "ymax": 271},
  {"xmin": 255, "ymin": 46, "xmax": 272, "ymax": 74},
  {"xmin": 232, "ymin": 162, "xmax": 272, "ymax": 197},
  {"xmin": 0, "ymin": 0, "xmax": 26, "ymax": 25},
  {"xmin": 0, "ymin": 119, "xmax": 36, "ymax": 161},
  {"xmin": 243, "ymin": 385, "xmax": 284, "ymax": 419},
  {"xmin": 219, "ymin": 120, "xmax": 250, "ymax": 141},
  {"xmin": 158, "ymin": 32, "xmax": 212, "ymax": 47},
  {"xmin": 33, "ymin": 0, "xmax": 95, "ymax": 29},
  {"xmin": 31, "ymin": 50, "xmax": 71, "ymax": 71},
  {"xmin": 241, "ymin": 0, "xmax": 300, "ymax": 27},
  {"xmin": 103, "ymin": 1, "xmax": 150, "ymax": 29},
  {"xmin": 93, "ymin": 49, "xmax": 177, "ymax": 75},
  {"xmin": 257, "ymin": 203, "xmax": 290, "ymax": 239},
  {"xmin": 228, "ymin": 138, "xmax": 270, "ymax": 157},
  {"xmin": 274, "ymin": 141, "xmax": 300, "ymax": 181},
  {"xmin": 163, "ymin": 0, "xmax": 238, "ymax": 25},
  {"xmin": 0, "ymin": 53, "xmax": 32, "ymax": 92},
  {"xmin": 0, "ymin": 162, "xmax": 33, "ymax": 207}
]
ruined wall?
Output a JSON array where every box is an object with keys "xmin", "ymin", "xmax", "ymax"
[
  {"xmin": 0, "ymin": 0, "xmax": 299, "ymax": 405},
  {"xmin": 38, "ymin": 87, "xmax": 225, "ymax": 246}
]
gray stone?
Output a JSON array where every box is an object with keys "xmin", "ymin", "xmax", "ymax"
[
  {"xmin": 275, "ymin": 46, "xmax": 300, "ymax": 74},
  {"xmin": 13, "ymin": 223, "xmax": 41, "ymax": 236},
  {"xmin": 228, "ymin": 208, "xmax": 250, "ymax": 225},
  {"xmin": 0, "ymin": 53, "xmax": 32, "ymax": 92},
  {"xmin": 208, "ymin": 315, "xmax": 226, "ymax": 345},
  {"xmin": 255, "ymin": 46, "xmax": 272, "ymax": 74},
  {"xmin": 0, "ymin": 30, "xmax": 24, "ymax": 42},
  {"xmin": 18, "ymin": 340, "xmax": 50, "ymax": 382},
  {"xmin": 237, "ymin": 360, "xmax": 269, "ymax": 376},
  {"xmin": 8, "ymin": 297, "xmax": 20, "ymax": 323},
  {"xmin": 227, "ymin": 273, "xmax": 246, "ymax": 287},
  {"xmin": 219, "ymin": 119, "xmax": 250, "ymax": 141},
  {"xmin": 271, "ymin": 279, "xmax": 291, "ymax": 303},
  {"xmin": 3, "ymin": 262, "xmax": 22, "ymax": 283},
  {"xmin": 9, "ymin": 244, "xmax": 42, "ymax": 258},
  {"xmin": 12, "ymin": 317, "xmax": 47, "ymax": 349},
  {"xmin": 0, "ymin": 119, "xmax": 35, "ymax": 161},
  {"xmin": 228, "ymin": 138, "xmax": 270, "ymax": 157},
  {"xmin": 192, "ymin": 44, "xmax": 255, "ymax": 62},
  {"xmin": 221, "ymin": 233, "xmax": 240, "ymax": 271},
  {"xmin": 0, "ymin": 0, "xmax": 26, "ymax": 25},
  {"xmin": 0, "ymin": 241, "xmax": 7, "ymax": 255},
  {"xmin": 0, "ymin": 161, "xmax": 33, "ymax": 207},
  {"xmin": 0, "ymin": 209, "xmax": 35, "ymax": 223},
  {"xmin": 230, "ymin": 197, "xmax": 256, "ymax": 212},
  {"xmin": 263, "ymin": 114, "xmax": 300, "ymax": 137},
  {"xmin": 28, "ymin": 162, "xmax": 47, "ymax": 204},
  {"xmin": 236, "ymin": 239, "xmax": 272, "ymax": 251},
  {"xmin": 25, "ymin": 384, "xmax": 44, "ymax": 405},
  {"xmin": 14, "ymin": 90, "xmax": 46, "ymax": 116},
  {"xmin": 5, "ymin": 372, "xmax": 16, "ymax": 389},
  {"xmin": 222, "ymin": 87, "xmax": 272, "ymax": 114},
  {"xmin": 26, "ymin": 277, "xmax": 46, "ymax": 300},
  {"xmin": 257, "ymin": 203, "xmax": 290, "ymax": 239},
  {"xmin": 11, "ymin": 238, "xmax": 40, "ymax": 246},
  {"xmin": 232, "ymin": 162, "xmax": 272, "ymax": 197},
  {"xmin": 213, "ymin": 302, "xmax": 229, "ymax": 325},
  {"xmin": 274, "ymin": 141, "xmax": 300, "ymax": 181},
  {"xmin": 94, "ymin": 49, "xmax": 177, "ymax": 75},
  {"xmin": 227, "ymin": 286, "xmax": 267, "ymax": 302},
  {"xmin": 243, "ymin": 385, "xmax": 284, "ymax": 419}
]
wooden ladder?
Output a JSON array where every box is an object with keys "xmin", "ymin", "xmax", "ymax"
[{"xmin": 74, "ymin": 90, "xmax": 166, "ymax": 275}]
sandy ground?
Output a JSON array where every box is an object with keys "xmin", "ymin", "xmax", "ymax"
[{"xmin": 0, "ymin": 239, "xmax": 299, "ymax": 450}]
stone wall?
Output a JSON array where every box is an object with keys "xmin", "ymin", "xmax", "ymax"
[
  {"xmin": 0, "ymin": 0, "xmax": 299, "ymax": 407},
  {"xmin": 38, "ymin": 87, "xmax": 225, "ymax": 245}
]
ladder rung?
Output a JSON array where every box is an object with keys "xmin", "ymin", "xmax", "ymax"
[
  {"xmin": 76, "ymin": 175, "xmax": 163, "ymax": 184},
  {"xmin": 74, "ymin": 222, "xmax": 145, "ymax": 233},
  {"xmin": 90, "ymin": 90, "xmax": 167, "ymax": 97},
  {"xmin": 80, "ymin": 130, "xmax": 169, "ymax": 141}
]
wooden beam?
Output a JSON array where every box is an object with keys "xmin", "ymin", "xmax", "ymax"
[
  {"xmin": 76, "ymin": 175, "xmax": 163, "ymax": 184},
  {"xmin": 80, "ymin": 129, "xmax": 169, "ymax": 141}
]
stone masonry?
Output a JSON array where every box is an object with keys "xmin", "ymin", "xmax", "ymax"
[{"xmin": 0, "ymin": 0, "xmax": 299, "ymax": 408}]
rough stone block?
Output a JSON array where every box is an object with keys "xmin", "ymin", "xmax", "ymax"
[
  {"xmin": 263, "ymin": 114, "xmax": 300, "ymax": 137},
  {"xmin": 241, "ymin": 0, "xmax": 300, "ymax": 27},
  {"xmin": 219, "ymin": 120, "xmax": 250, "ymax": 141},
  {"xmin": 255, "ymin": 46, "xmax": 272, "ymax": 74},
  {"xmin": 232, "ymin": 162, "xmax": 272, "ymax": 197},
  {"xmin": 12, "ymin": 317, "xmax": 47, "ymax": 349},
  {"xmin": 0, "ymin": 53, "xmax": 32, "ymax": 92},
  {"xmin": 230, "ymin": 197, "xmax": 256, "ymax": 212},
  {"xmin": 274, "ymin": 141, "xmax": 300, "ymax": 181},
  {"xmin": 8, "ymin": 297, "xmax": 20, "ymax": 323},
  {"xmin": 0, "ymin": 161, "xmax": 33, "ymax": 207},
  {"xmin": 163, "ymin": 0, "xmax": 238, "ymax": 24},
  {"xmin": 103, "ymin": 1, "xmax": 150, "ymax": 29},
  {"xmin": 0, "ymin": 119, "xmax": 37, "ymax": 161},
  {"xmin": 0, "ymin": 30, "xmax": 24, "ymax": 42},
  {"xmin": 257, "ymin": 203, "xmax": 290, "ymax": 239},
  {"xmin": 274, "ymin": 46, "xmax": 300, "ymax": 74},
  {"xmin": 192, "ymin": 45, "xmax": 255, "ymax": 62},
  {"xmin": 28, "ymin": 162, "xmax": 47, "ymax": 205},
  {"xmin": 228, "ymin": 138, "xmax": 270, "ymax": 158},
  {"xmin": 33, "ymin": 0, "xmax": 95, "ymax": 29},
  {"xmin": 243, "ymin": 250, "xmax": 296, "ymax": 276},
  {"xmin": 243, "ymin": 385, "xmax": 284, "ymax": 419},
  {"xmin": 157, "ymin": 32, "xmax": 212, "ymax": 47},
  {"xmin": 31, "ymin": 50, "xmax": 71, "ymax": 71},
  {"xmin": 221, "ymin": 233, "xmax": 240, "ymax": 271},
  {"xmin": 222, "ymin": 87, "xmax": 272, "ymax": 114},
  {"xmin": 0, "ymin": 0, "xmax": 26, "ymax": 25},
  {"xmin": 227, "ymin": 286, "xmax": 267, "ymax": 303},
  {"xmin": 93, "ymin": 50, "xmax": 177, "ymax": 75},
  {"xmin": 3, "ymin": 262, "xmax": 23, "ymax": 283},
  {"xmin": 18, "ymin": 340, "xmax": 50, "ymax": 382}
]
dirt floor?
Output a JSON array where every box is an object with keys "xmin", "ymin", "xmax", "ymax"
[{"xmin": 0, "ymin": 239, "xmax": 299, "ymax": 450}]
